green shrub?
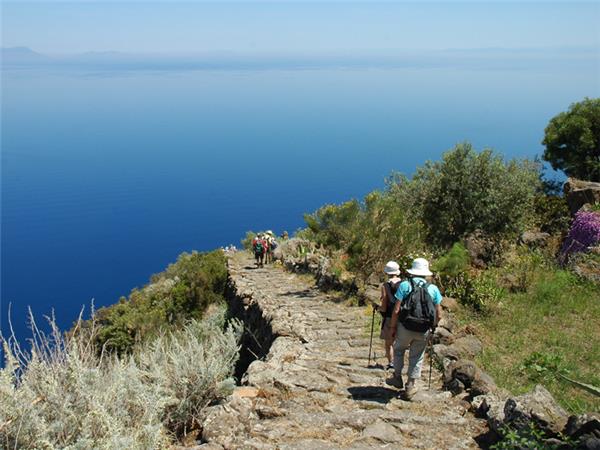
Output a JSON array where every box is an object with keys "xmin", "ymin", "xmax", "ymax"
[
  {"xmin": 92, "ymin": 250, "xmax": 228, "ymax": 354},
  {"xmin": 533, "ymin": 193, "xmax": 571, "ymax": 235},
  {"xmin": 241, "ymin": 230, "xmax": 256, "ymax": 250},
  {"xmin": 445, "ymin": 271, "xmax": 504, "ymax": 312},
  {"xmin": 433, "ymin": 242, "xmax": 470, "ymax": 277},
  {"xmin": 519, "ymin": 351, "xmax": 570, "ymax": 384},
  {"xmin": 304, "ymin": 200, "xmax": 361, "ymax": 250},
  {"xmin": 396, "ymin": 142, "xmax": 541, "ymax": 248},
  {"xmin": 492, "ymin": 422, "xmax": 575, "ymax": 450},
  {"xmin": 345, "ymin": 190, "xmax": 424, "ymax": 281},
  {"xmin": 496, "ymin": 248, "xmax": 546, "ymax": 293}
]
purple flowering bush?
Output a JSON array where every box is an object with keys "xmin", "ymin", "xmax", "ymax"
[{"xmin": 561, "ymin": 210, "xmax": 600, "ymax": 257}]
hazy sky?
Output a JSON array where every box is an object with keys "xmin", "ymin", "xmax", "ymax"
[{"xmin": 2, "ymin": 1, "xmax": 600, "ymax": 54}]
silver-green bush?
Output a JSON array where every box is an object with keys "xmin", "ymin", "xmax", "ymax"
[{"xmin": 0, "ymin": 307, "xmax": 241, "ymax": 449}]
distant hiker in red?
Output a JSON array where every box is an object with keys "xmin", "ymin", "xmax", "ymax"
[
  {"xmin": 379, "ymin": 261, "xmax": 402, "ymax": 370},
  {"xmin": 252, "ymin": 234, "xmax": 266, "ymax": 267}
]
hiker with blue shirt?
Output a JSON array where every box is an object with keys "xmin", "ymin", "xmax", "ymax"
[{"xmin": 386, "ymin": 258, "xmax": 442, "ymax": 399}]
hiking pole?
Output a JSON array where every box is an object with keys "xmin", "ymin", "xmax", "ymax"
[
  {"xmin": 428, "ymin": 331, "xmax": 434, "ymax": 390},
  {"xmin": 367, "ymin": 305, "xmax": 375, "ymax": 367}
]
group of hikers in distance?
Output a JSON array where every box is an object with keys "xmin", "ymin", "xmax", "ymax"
[
  {"xmin": 251, "ymin": 231, "xmax": 279, "ymax": 267},
  {"xmin": 375, "ymin": 257, "xmax": 443, "ymax": 400}
]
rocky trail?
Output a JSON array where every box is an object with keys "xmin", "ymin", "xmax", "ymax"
[{"xmin": 198, "ymin": 252, "xmax": 488, "ymax": 449}]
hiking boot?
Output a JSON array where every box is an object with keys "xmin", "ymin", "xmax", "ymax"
[
  {"xmin": 385, "ymin": 376, "xmax": 403, "ymax": 389},
  {"xmin": 404, "ymin": 379, "xmax": 418, "ymax": 400}
]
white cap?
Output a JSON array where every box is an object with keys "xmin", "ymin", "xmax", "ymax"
[
  {"xmin": 383, "ymin": 261, "xmax": 400, "ymax": 275},
  {"xmin": 407, "ymin": 258, "xmax": 433, "ymax": 277}
]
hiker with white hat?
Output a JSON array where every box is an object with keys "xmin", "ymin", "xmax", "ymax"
[
  {"xmin": 264, "ymin": 231, "xmax": 277, "ymax": 264},
  {"xmin": 386, "ymin": 257, "xmax": 443, "ymax": 399},
  {"xmin": 379, "ymin": 261, "xmax": 402, "ymax": 370}
]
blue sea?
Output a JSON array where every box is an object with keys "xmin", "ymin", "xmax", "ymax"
[{"xmin": 2, "ymin": 51, "xmax": 599, "ymax": 346}]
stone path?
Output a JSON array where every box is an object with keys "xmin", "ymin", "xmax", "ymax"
[{"xmin": 200, "ymin": 253, "xmax": 488, "ymax": 449}]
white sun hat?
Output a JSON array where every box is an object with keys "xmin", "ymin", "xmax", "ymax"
[
  {"xmin": 407, "ymin": 258, "xmax": 433, "ymax": 277},
  {"xmin": 383, "ymin": 261, "xmax": 400, "ymax": 275}
]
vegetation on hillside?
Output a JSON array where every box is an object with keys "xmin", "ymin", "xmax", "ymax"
[
  {"xmin": 0, "ymin": 307, "xmax": 241, "ymax": 449},
  {"xmin": 298, "ymin": 139, "xmax": 600, "ymax": 413},
  {"xmin": 456, "ymin": 261, "xmax": 600, "ymax": 414},
  {"xmin": 91, "ymin": 250, "xmax": 228, "ymax": 354},
  {"xmin": 543, "ymin": 97, "xmax": 600, "ymax": 182},
  {"xmin": 0, "ymin": 249, "xmax": 239, "ymax": 448},
  {"xmin": 303, "ymin": 142, "xmax": 542, "ymax": 281}
]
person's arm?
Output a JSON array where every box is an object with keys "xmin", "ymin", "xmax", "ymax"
[
  {"xmin": 389, "ymin": 299, "xmax": 402, "ymax": 338},
  {"xmin": 379, "ymin": 284, "xmax": 389, "ymax": 312},
  {"xmin": 435, "ymin": 304, "xmax": 442, "ymax": 327},
  {"xmin": 433, "ymin": 286, "xmax": 443, "ymax": 328}
]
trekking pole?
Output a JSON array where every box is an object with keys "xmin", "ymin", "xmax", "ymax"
[
  {"xmin": 367, "ymin": 305, "xmax": 375, "ymax": 367},
  {"xmin": 428, "ymin": 331, "xmax": 434, "ymax": 390}
]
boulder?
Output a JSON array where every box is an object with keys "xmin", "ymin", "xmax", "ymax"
[
  {"xmin": 472, "ymin": 393, "xmax": 506, "ymax": 434},
  {"xmin": 520, "ymin": 231, "xmax": 551, "ymax": 248},
  {"xmin": 451, "ymin": 335, "xmax": 483, "ymax": 359},
  {"xmin": 443, "ymin": 359, "xmax": 497, "ymax": 396},
  {"xmin": 470, "ymin": 370, "xmax": 497, "ymax": 397},
  {"xmin": 564, "ymin": 414, "xmax": 600, "ymax": 437},
  {"xmin": 504, "ymin": 385, "xmax": 569, "ymax": 436},
  {"xmin": 201, "ymin": 397, "xmax": 255, "ymax": 447},
  {"xmin": 564, "ymin": 178, "xmax": 600, "ymax": 215},
  {"xmin": 433, "ymin": 326, "xmax": 454, "ymax": 345},
  {"xmin": 441, "ymin": 297, "xmax": 459, "ymax": 312},
  {"xmin": 564, "ymin": 415, "xmax": 600, "ymax": 449},
  {"xmin": 437, "ymin": 315, "xmax": 457, "ymax": 333},
  {"xmin": 569, "ymin": 250, "xmax": 600, "ymax": 284},
  {"xmin": 464, "ymin": 230, "xmax": 501, "ymax": 268}
]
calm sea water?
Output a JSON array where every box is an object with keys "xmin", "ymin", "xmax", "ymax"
[{"xmin": 2, "ymin": 55, "xmax": 599, "ymax": 345}]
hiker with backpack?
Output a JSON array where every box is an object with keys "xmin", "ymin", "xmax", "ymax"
[
  {"xmin": 379, "ymin": 261, "xmax": 402, "ymax": 370},
  {"xmin": 267, "ymin": 232, "xmax": 278, "ymax": 264},
  {"xmin": 386, "ymin": 258, "xmax": 443, "ymax": 400},
  {"xmin": 264, "ymin": 230, "xmax": 276, "ymax": 264},
  {"xmin": 252, "ymin": 233, "xmax": 266, "ymax": 267}
]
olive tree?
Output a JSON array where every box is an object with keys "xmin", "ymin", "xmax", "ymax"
[{"xmin": 404, "ymin": 142, "xmax": 541, "ymax": 247}]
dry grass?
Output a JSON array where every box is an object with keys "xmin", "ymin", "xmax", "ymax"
[{"xmin": 0, "ymin": 306, "xmax": 241, "ymax": 449}]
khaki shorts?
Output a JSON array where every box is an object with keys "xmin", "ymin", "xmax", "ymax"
[{"xmin": 379, "ymin": 317, "xmax": 394, "ymax": 340}]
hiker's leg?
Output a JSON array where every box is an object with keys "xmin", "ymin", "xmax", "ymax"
[
  {"xmin": 406, "ymin": 331, "xmax": 428, "ymax": 380},
  {"xmin": 393, "ymin": 324, "xmax": 411, "ymax": 380},
  {"xmin": 384, "ymin": 330, "xmax": 394, "ymax": 365},
  {"xmin": 379, "ymin": 318, "xmax": 392, "ymax": 365}
]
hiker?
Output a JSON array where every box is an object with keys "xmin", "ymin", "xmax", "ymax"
[
  {"xmin": 386, "ymin": 258, "xmax": 442, "ymax": 399},
  {"xmin": 264, "ymin": 230, "xmax": 275, "ymax": 264},
  {"xmin": 379, "ymin": 261, "xmax": 402, "ymax": 370},
  {"xmin": 266, "ymin": 231, "xmax": 278, "ymax": 264},
  {"xmin": 252, "ymin": 234, "xmax": 265, "ymax": 267}
]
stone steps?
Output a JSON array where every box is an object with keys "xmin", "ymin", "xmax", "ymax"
[{"xmin": 196, "ymin": 253, "xmax": 488, "ymax": 449}]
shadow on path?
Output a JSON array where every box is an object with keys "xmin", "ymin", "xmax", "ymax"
[
  {"xmin": 282, "ymin": 289, "xmax": 319, "ymax": 298},
  {"xmin": 347, "ymin": 385, "xmax": 398, "ymax": 404}
]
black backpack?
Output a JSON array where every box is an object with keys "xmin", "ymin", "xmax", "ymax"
[{"xmin": 399, "ymin": 278, "xmax": 437, "ymax": 332}]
